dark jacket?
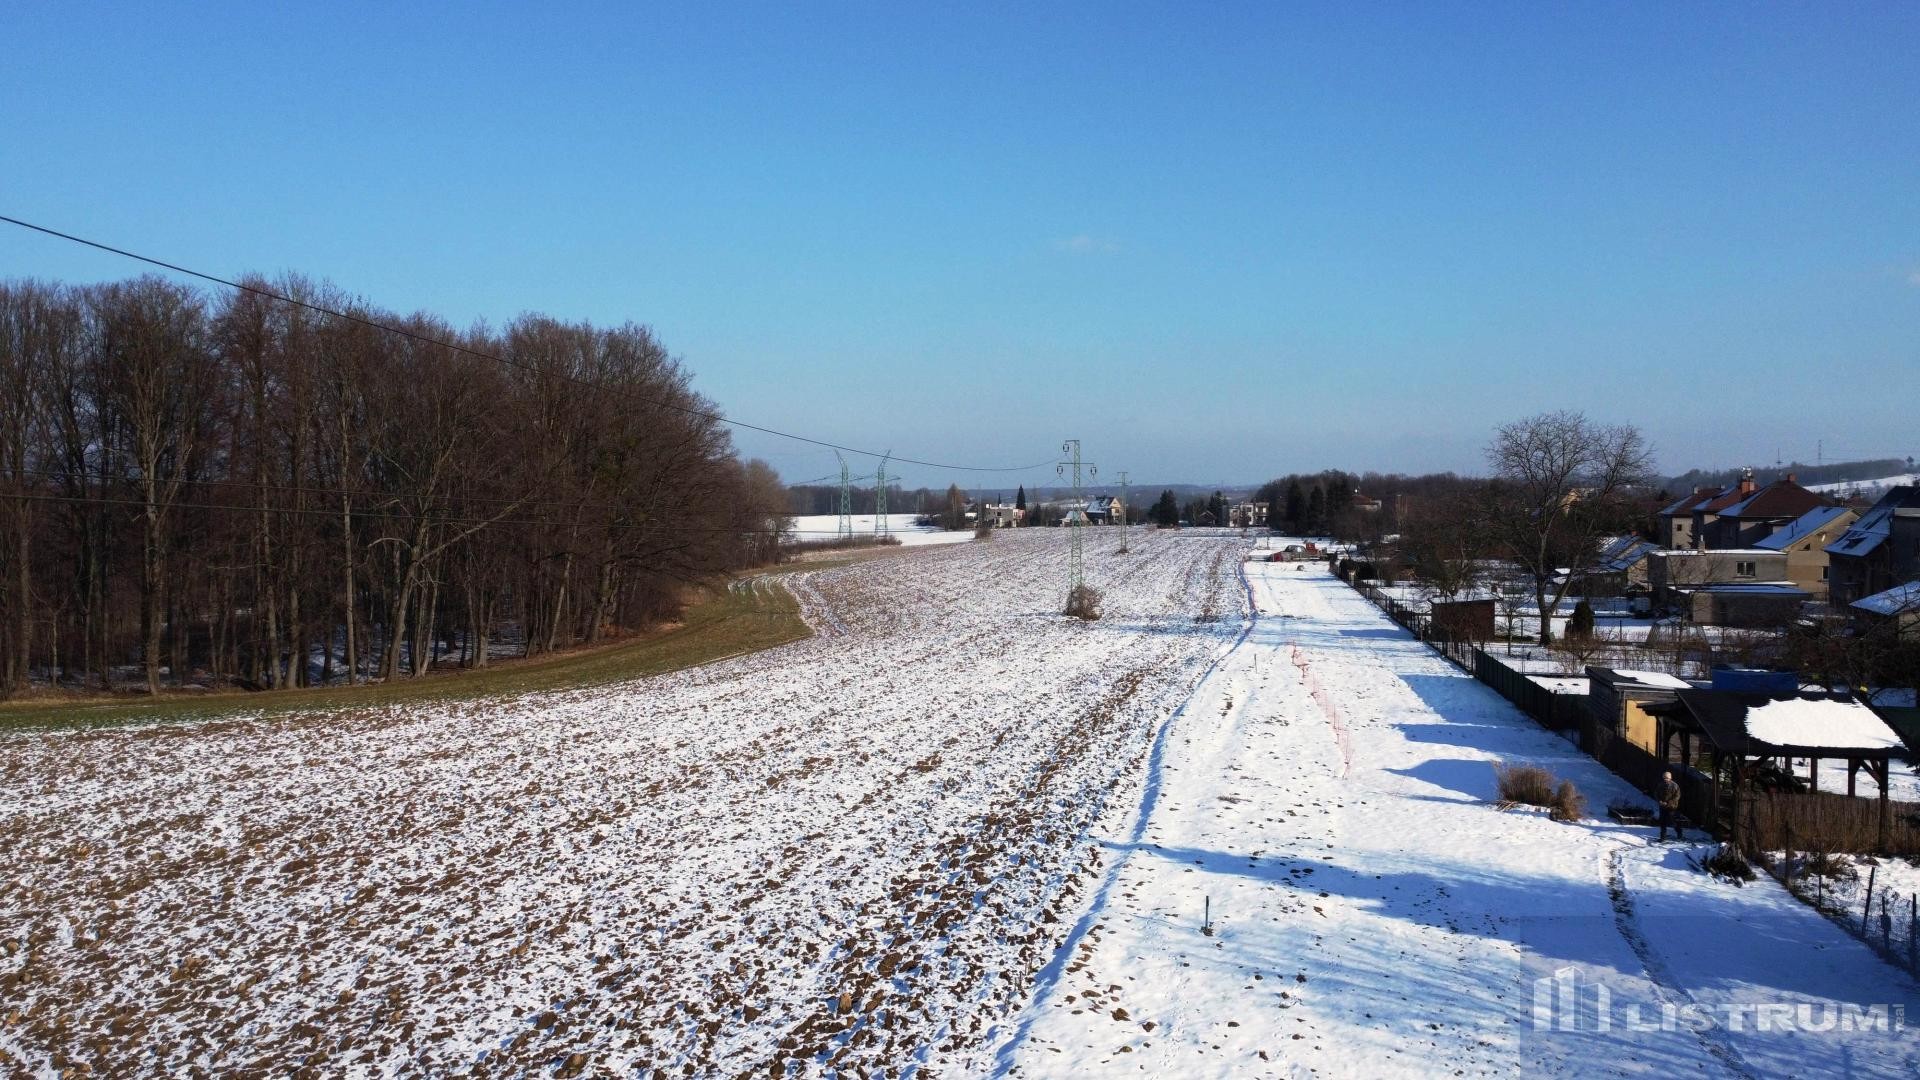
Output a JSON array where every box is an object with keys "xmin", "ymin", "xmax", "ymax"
[{"xmin": 1658, "ymin": 781, "xmax": 1681, "ymax": 810}]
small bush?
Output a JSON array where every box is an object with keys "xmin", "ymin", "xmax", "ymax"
[
  {"xmin": 1493, "ymin": 763, "xmax": 1557, "ymax": 809},
  {"xmin": 1064, "ymin": 584, "xmax": 1102, "ymax": 621},
  {"xmin": 1796, "ymin": 851, "xmax": 1858, "ymax": 882},
  {"xmin": 1701, "ymin": 844, "xmax": 1756, "ymax": 882},
  {"xmin": 1568, "ymin": 599, "xmax": 1595, "ymax": 639},
  {"xmin": 974, "ymin": 523, "xmax": 995, "ymax": 540},
  {"xmin": 1549, "ymin": 780, "xmax": 1587, "ymax": 822}
]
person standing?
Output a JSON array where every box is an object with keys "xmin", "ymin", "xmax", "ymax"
[{"xmin": 1656, "ymin": 771, "xmax": 1682, "ymax": 842}]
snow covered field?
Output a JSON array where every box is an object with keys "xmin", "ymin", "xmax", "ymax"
[
  {"xmin": 4, "ymin": 539, "xmax": 1916, "ymax": 1077},
  {"xmin": 789, "ymin": 513, "xmax": 975, "ymax": 547},
  {"xmin": 0, "ymin": 530, "xmax": 1245, "ymax": 1076},
  {"xmin": 1808, "ymin": 473, "xmax": 1919, "ymax": 499},
  {"xmin": 1003, "ymin": 561, "xmax": 1919, "ymax": 1078}
]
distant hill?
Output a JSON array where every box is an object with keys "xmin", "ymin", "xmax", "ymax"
[
  {"xmin": 1806, "ymin": 472, "xmax": 1919, "ymax": 499},
  {"xmin": 1661, "ymin": 457, "xmax": 1915, "ymax": 494}
]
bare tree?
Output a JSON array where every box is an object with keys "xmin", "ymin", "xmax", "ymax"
[
  {"xmin": 1392, "ymin": 478, "xmax": 1491, "ymax": 601},
  {"xmin": 94, "ymin": 278, "xmax": 218, "ymax": 693},
  {"xmin": 1480, "ymin": 410, "xmax": 1653, "ymax": 645}
]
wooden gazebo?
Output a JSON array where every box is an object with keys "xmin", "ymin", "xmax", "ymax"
[{"xmin": 1648, "ymin": 690, "xmax": 1911, "ymax": 851}]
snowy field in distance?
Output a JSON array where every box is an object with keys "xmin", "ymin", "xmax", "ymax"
[
  {"xmin": 789, "ymin": 512, "xmax": 975, "ymax": 546},
  {"xmin": 1807, "ymin": 472, "xmax": 1919, "ymax": 499}
]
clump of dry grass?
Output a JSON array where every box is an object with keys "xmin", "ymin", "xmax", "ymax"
[
  {"xmin": 1549, "ymin": 779, "xmax": 1587, "ymax": 822},
  {"xmin": 1491, "ymin": 762, "xmax": 1586, "ymax": 822},
  {"xmin": 1064, "ymin": 584, "xmax": 1102, "ymax": 621},
  {"xmin": 1795, "ymin": 851, "xmax": 1857, "ymax": 883},
  {"xmin": 1701, "ymin": 843, "xmax": 1756, "ymax": 882},
  {"xmin": 1493, "ymin": 763, "xmax": 1556, "ymax": 808}
]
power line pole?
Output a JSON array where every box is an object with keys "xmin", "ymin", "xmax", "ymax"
[
  {"xmin": 1057, "ymin": 439, "xmax": 1097, "ymax": 594},
  {"xmin": 836, "ymin": 452, "xmax": 853, "ymax": 541},
  {"xmin": 874, "ymin": 452, "xmax": 891, "ymax": 539},
  {"xmin": 1116, "ymin": 470, "xmax": 1130, "ymax": 553}
]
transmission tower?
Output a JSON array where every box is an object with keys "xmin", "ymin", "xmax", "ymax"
[
  {"xmin": 874, "ymin": 452, "xmax": 892, "ymax": 538},
  {"xmin": 1057, "ymin": 439, "xmax": 1098, "ymax": 594},
  {"xmin": 1116, "ymin": 470, "xmax": 1130, "ymax": 553},
  {"xmin": 836, "ymin": 452, "xmax": 853, "ymax": 540}
]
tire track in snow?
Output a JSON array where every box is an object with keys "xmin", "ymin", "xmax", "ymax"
[
  {"xmin": 1605, "ymin": 847, "xmax": 1757, "ymax": 1080},
  {"xmin": 989, "ymin": 554, "xmax": 1260, "ymax": 1075}
]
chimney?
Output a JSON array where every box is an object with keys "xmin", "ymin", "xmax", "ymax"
[
  {"xmin": 1738, "ymin": 467, "xmax": 1755, "ymax": 496},
  {"xmin": 1786, "ymin": 472, "xmax": 1797, "ymax": 484}
]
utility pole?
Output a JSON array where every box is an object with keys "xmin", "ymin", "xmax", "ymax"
[
  {"xmin": 1057, "ymin": 439, "xmax": 1097, "ymax": 594},
  {"xmin": 1116, "ymin": 470, "xmax": 1131, "ymax": 553},
  {"xmin": 874, "ymin": 452, "xmax": 891, "ymax": 539},
  {"xmin": 836, "ymin": 452, "xmax": 853, "ymax": 541}
]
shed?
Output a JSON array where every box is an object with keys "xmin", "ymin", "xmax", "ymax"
[
  {"xmin": 1429, "ymin": 597, "xmax": 1495, "ymax": 642},
  {"xmin": 1674, "ymin": 582, "xmax": 1809, "ymax": 628}
]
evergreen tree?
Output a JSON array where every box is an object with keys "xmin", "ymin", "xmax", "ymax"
[
  {"xmin": 1015, "ymin": 485, "xmax": 1026, "ymax": 511},
  {"xmin": 1307, "ymin": 487, "xmax": 1326, "ymax": 533},
  {"xmin": 1152, "ymin": 489, "xmax": 1180, "ymax": 527},
  {"xmin": 1284, "ymin": 480, "xmax": 1306, "ymax": 533},
  {"xmin": 1569, "ymin": 599, "xmax": 1596, "ymax": 639}
]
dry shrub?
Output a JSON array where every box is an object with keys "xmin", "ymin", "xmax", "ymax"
[
  {"xmin": 1493, "ymin": 763, "xmax": 1556, "ymax": 809},
  {"xmin": 1795, "ymin": 851, "xmax": 1858, "ymax": 883},
  {"xmin": 1549, "ymin": 780, "xmax": 1587, "ymax": 822},
  {"xmin": 1064, "ymin": 584, "xmax": 1102, "ymax": 621},
  {"xmin": 974, "ymin": 523, "xmax": 995, "ymax": 540},
  {"xmin": 1701, "ymin": 844, "xmax": 1756, "ymax": 882}
]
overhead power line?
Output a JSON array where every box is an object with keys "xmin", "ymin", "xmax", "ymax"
[
  {"xmin": 2, "ymin": 488, "xmax": 884, "ymax": 538},
  {"xmin": 0, "ymin": 213, "xmax": 1055, "ymax": 475}
]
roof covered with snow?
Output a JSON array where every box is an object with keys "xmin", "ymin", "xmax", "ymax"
[
  {"xmin": 1826, "ymin": 486, "xmax": 1920, "ymax": 558},
  {"xmin": 1852, "ymin": 581, "xmax": 1920, "ymax": 616},
  {"xmin": 1676, "ymin": 690, "xmax": 1909, "ymax": 755},
  {"xmin": 1672, "ymin": 583, "xmax": 1808, "ymax": 596},
  {"xmin": 1753, "ymin": 505, "xmax": 1855, "ymax": 551},
  {"xmin": 1609, "ymin": 669, "xmax": 1693, "ymax": 689},
  {"xmin": 1590, "ymin": 536, "xmax": 1658, "ymax": 572}
]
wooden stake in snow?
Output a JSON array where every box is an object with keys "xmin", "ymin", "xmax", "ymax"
[
  {"xmin": 1861, "ymin": 864, "xmax": 1876, "ymax": 932},
  {"xmin": 1202, "ymin": 895, "xmax": 1214, "ymax": 937}
]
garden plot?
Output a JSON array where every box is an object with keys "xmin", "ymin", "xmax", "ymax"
[{"xmin": 0, "ymin": 529, "xmax": 1244, "ymax": 1077}]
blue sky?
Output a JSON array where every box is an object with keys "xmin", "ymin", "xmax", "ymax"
[{"xmin": 4, "ymin": 3, "xmax": 1916, "ymax": 489}]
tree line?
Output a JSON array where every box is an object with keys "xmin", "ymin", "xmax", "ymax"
[{"xmin": 0, "ymin": 275, "xmax": 790, "ymax": 697}]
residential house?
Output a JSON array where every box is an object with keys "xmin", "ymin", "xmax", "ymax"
[
  {"xmin": 1702, "ymin": 473, "xmax": 1832, "ymax": 548},
  {"xmin": 1851, "ymin": 582, "xmax": 1920, "ymax": 639},
  {"xmin": 1646, "ymin": 549, "xmax": 1789, "ymax": 603},
  {"xmin": 1825, "ymin": 486, "xmax": 1920, "ymax": 608},
  {"xmin": 1658, "ymin": 487, "xmax": 1721, "ymax": 549},
  {"xmin": 1645, "ymin": 548, "xmax": 1807, "ymax": 624},
  {"xmin": 1751, "ymin": 504, "xmax": 1857, "ymax": 602},
  {"xmin": 1229, "ymin": 501, "xmax": 1268, "ymax": 528},
  {"xmin": 1082, "ymin": 496, "xmax": 1124, "ymax": 525},
  {"xmin": 979, "ymin": 503, "xmax": 1023, "ymax": 528},
  {"xmin": 1580, "ymin": 535, "xmax": 1659, "ymax": 598}
]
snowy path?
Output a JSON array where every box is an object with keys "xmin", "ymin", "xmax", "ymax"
[{"xmin": 1004, "ymin": 562, "xmax": 1920, "ymax": 1079}]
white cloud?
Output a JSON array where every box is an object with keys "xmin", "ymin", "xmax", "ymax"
[{"xmin": 1053, "ymin": 234, "xmax": 1119, "ymax": 255}]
